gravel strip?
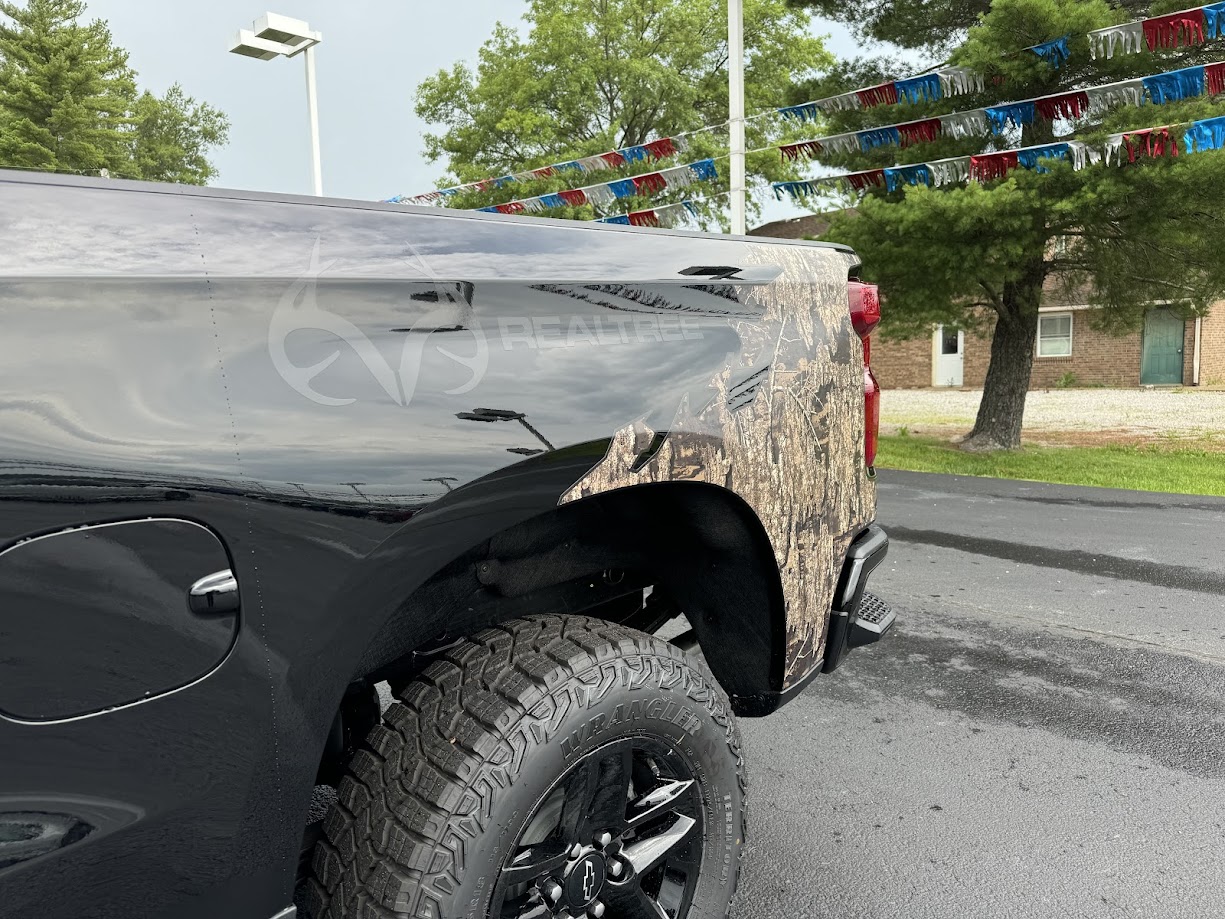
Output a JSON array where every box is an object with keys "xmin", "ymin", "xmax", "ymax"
[{"xmin": 882, "ymin": 389, "xmax": 1225, "ymax": 435}]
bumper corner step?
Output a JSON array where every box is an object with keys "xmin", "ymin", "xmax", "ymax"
[{"xmin": 849, "ymin": 592, "xmax": 895, "ymax": 647}]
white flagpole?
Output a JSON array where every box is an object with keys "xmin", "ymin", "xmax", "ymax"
[{"xmin": 728, "ymin": 0, "xmax": 746, "ymax": 235}]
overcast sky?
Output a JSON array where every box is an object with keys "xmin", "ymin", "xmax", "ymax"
[{"xmin": 78, "ymin": 1, "xmax": 864, "ymax": 222}]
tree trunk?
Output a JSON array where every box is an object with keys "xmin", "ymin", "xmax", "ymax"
[{"xmin": 961, "ymin": 264, "xmax": 1045, "ymax": 452}]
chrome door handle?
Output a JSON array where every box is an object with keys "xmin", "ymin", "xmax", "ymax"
[{"xmin": 188, "ymin": 569, "xmax": 240, "ymax": 615}]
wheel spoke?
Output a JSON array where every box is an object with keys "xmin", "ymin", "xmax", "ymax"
[
  {"xmin": 604, "ymin": 881, "xmax": 671, "ymax": 919},
  {"xmin": 621, "ymin": 813, "xmax": 696, "ymax": 878},
  {"xmin": 500, "ymin": 846, "xmax": 569, "ymax": 886},
  {"xmin": 626, "ymin": 779, "xmax": 694, "ymax": 832}
]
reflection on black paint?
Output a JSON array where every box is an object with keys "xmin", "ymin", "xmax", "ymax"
[{"xmin": 0, "ymin": 170, "xmax": 853, "ymax": 919}]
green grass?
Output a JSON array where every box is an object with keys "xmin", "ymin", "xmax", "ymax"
[{"xmin": 877, "ymin": 434, "xmax": 1225, "ymax": 497}]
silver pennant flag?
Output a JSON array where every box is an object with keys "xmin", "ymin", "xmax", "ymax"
[
  {"xmin": 929, "ymin": 157, "xmax": 971, "ymax": 187},
  {"xmin": 937, "ymin": 67, "xmax": 985, "ymax": 97},
  {"xmin": 1085, "ymin": 79, "xmax": 1146, "ymax": 116},
  {"xmin": 939, "ymin": 109, "xmax": 990, "ymax": 139},
  {"xmin": 1087, "ymin": 22, "xmax": 1145, "ymax": 60}
]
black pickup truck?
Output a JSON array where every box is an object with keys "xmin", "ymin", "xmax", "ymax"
[{"xmin": 0, "ymin": 171, "xmax": 892, "ymax": 919}]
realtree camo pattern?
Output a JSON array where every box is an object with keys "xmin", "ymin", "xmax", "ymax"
[{"xmin": 561, "ymin": 243, "xmax": 876, "ymax": 688}]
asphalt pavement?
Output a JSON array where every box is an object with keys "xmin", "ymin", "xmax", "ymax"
[{"xmin": 732, "ymin": 470, "xmax": 1225, "ymax": 919}]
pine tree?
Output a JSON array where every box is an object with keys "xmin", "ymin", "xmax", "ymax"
[
  {"xmin": 785, "ymin": 0, "xmax": 1225, "ymax": 449},
  {"xmin": 0, "ymin": 0, "xmax": 136, "ymax": 175}
]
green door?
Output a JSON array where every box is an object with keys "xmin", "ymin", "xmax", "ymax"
[{"xmin": 1140, "ymin": 309, "xmax": 1185, "ymax": 385}]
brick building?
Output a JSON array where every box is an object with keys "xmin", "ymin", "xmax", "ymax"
[{"xmin": 752, "ymin": 215, "xmax": 1225, "ymax": 390}]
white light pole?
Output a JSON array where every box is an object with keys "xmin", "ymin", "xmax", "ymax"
[
  {"xmin": 229, "ymin": 12, "xmax": 325, "ymax": 196},
  {"xmin": 728, "ymin": 0, "xmax": 746, "ymax": 235}
]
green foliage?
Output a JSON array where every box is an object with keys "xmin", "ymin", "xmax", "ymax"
[
  {"xmin": 130, "ymin": 85, "xmax": 229, "ymax": 185},
  {"xmin": 414, "ymin": 0, "xmax": 833, "ymax": 224},
  {"xmin": 1054, "ymin": 371, "xmax": 1077, "ymax": 389},
  {"xmin": 0, "ymin": 0, "xmax": 135, "ymax": 174},
  {"xmin": 0, "ymin": 0, "xmax": 229, "ymax": 184},
  {"xmin": 878, "ymin": 434, "xmax": 1225, "ymax": 497},
  {"xmin": 796, "ymin": 0, "xmax": 1225, "ymax": 447},
  {"xmin": 787, "ymin": 0, "xmax": 992, "ymax": 53}
]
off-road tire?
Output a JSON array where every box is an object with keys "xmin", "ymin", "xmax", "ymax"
[{"xmin": 304, "ymin": 614, "xmax": 747, "ymax": 919}]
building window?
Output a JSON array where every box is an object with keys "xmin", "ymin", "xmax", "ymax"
[{"xmin": 1037, "ymin": 313, "xmax": 1073, "ymax": 357}]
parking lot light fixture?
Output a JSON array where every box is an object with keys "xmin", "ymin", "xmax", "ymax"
[{"xmin": 228, "ymin": 12, "xmax": 324, "ymax": 196}]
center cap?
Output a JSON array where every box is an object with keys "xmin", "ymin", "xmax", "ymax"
[{"xmin": 565, "ymin": 853, "xmax": 607, "ymax": 908}]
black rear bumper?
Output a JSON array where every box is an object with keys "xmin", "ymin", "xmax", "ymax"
[
  {"xmin": 730, "ymin": 524, "xmax": 893, "ymax": 716},
  {"xmin": 823, "ymin": 524, "xmax": 893, "ymax": 673}
]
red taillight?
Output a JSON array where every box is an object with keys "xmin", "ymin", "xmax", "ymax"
[
  {"xmin": 864, "ymin": 366, "xmax": 880, "ymax": 467},
  {"xmin": 849, "ymin": 281, "xmax": 881, "ymax": 468},
  {"xmin": 849, "ymin": 281, "xmax": 881, "ymax": 338}
]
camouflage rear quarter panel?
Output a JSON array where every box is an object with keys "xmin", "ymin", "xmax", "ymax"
[{"xmin": 562, "ymin": 242, "xmax": 876, "ymax": 688}]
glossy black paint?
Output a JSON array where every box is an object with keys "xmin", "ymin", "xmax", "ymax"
[
  {"xmin": 0, "ymin": 518, "xmax": 237, "ymax": 720},
  {"xmin": 0, "ymin": 171, "xmax": 857, "ymax": 919}
]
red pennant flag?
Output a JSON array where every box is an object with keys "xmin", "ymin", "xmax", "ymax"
[
  {"xmin": 496, "ymin": 202, "xmax": 527, "ymax": 215},
  {"xmin": 628, "ymin": 209, "xmax": 661, "ymax": 227},
  {"xmin": 600, "ymin": 151, "xmax": 626, "ymax": 168},
  {"xmin": 1208, "ymin": 62, "xmax": 1225, "ymax": 97},
  {"xmin": 558, "ymin": 189, "xmax": 588, "ymax": 207},
  {"xmin": 897, "ymin": 118, "xmax": 942, "ymax": 147},
  {"xmin": 856, "ymin": 82, "xmax": 899, "ymax": 108},
  {"xmin": 1036, "ymin": 91, "xmax": 1090, "ymax": 121},
  {"xmin": 1123, "ymin": 127, "xmax": 1179, "ymax": 163},
  {"xmin": 632, "ymin": 172, "xmax": 668, "ymax": 195},
  {"xmin": 1143, "ymin": 9, "xmax": 1206, "ymax": 51},
  {"xmin": 846, "ymin": 169, "xmax": 886, "ymax": 191},
  {"xmin": 780, "ymin": 140, "xmax": 824, "ymax": 161},
  {"xmin": 970, "ymin": 151, "xmax": 1020, "ymax": 182},
  {"xmin": 531, "ymin": 166, "xmax": 555, "ymax": 179},
  {"xmin": 643, "ymin": 138, "xmax": 679, "ymax": 159}
]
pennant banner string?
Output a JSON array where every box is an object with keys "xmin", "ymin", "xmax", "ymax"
[
  {"xmin": 468, "ymin": 158, "xmax": 720, "ymax": 215},
  {"xmin": 392, "ymin": 4, "xmax": 1225, "ymax": 206},
  {"xmin": 1089, "ymin": 3, "xmax": 1225, "ymax": 58},
  {"xmin": 772, "ymin": 114, "xmax": 1224, "ymax": 200},
  {"xmin": 776, "ymin": 60, "xmax": 1225, "ymax": 166}
]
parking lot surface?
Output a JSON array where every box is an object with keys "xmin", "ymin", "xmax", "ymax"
[{"xmin": 733, "ymin": 470, "xmax": 1225, "ymax": 919}]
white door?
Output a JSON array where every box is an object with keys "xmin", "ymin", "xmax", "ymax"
[{"xmin": 933, "ymin": 326, "xmax": 964, "ymax": 387}]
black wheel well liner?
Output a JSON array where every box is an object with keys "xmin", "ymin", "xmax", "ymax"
[{"xmin": 354, "ymin": 481, "xmax": 787, "ymax": 708}]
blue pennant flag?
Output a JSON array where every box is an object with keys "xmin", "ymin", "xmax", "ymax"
[
  {"xmin": 1185, "ymin": 115, "xmax": 1225, "ymax": 153},
  {"xmin": 778, "ymin": 102, "xmax": 821, "ymax": 122},
  {"xmin": 986, "ymin": 101, "xmax": 1037, "ymax": 133},
  {"xmin": 1143, "ymin": 66, "xmax": 1206, "ymax": 104},
  {"xmin": 555, "ymin": 161, "xmax": 583, "ymax": 173},
  {"xmin": 773, "ymin": 180, "xmax": 820, "ymax": 200},
  {"xmin": 689, "ymin": 159, "xmax": 719, "ymax": 181},
  {"xmin": 895, "ymin": 73, "xmax": 943, "ymax": 105},
  {"xmin": 682, "ymin": 200, "xmax": 699, "ymax": 217},
  {"xmin": 1206, "ymin": 2, "xmax": 1225, "ymax": 39},
  {"xmin": 609, "ymin": 179, "xmax": 637, "ymax": 199},
  {"xmin": 493, "ymin": 175, "xmax": 517, "ymax": 188},
  {"xmin": 859, "ymin": 126, "xmax": 902, "ymax": 151},
  {"xmin": 883, "ymin": 164, "xmax": 933, "ymax": 192},
  {"xmin": 539, "ymin": 193, "xmax": 565, "ymax": 209},
  {"xmin": 621, "ymin": 145, "xmax": 648, "ymax": 163},
  {"xmin": 1017, "ymin": 143, "xmax": 1070, "ymax": 173},
  {"xmin": 477, "ymin": 206, "xmax": 499, "ymax": 213},
  {"xmin": 600, "ymin": 214, "xmax": 631, "ymax": 225},
  {"xmin": 1029, "ymin": 36, "xmax": 1071, "ymax": 69}
]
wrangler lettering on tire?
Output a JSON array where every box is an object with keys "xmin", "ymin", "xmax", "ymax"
[{"xmin": 305, "ymin": 615, "xmax": 747, "ymax": 919}]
